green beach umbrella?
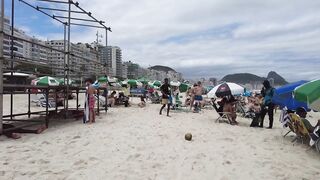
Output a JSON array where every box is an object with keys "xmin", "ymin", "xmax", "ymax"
[
  {"xmin": 123, "ymin": 79, "xmax": 142, "ymax": 87},
  {"xmin": 137, "ymin": 77, "xmax": 149, "ymax": 84},
  {"xmin": 294, "ymin": 79, "xmax": 320, "ymax": 111},
  {"xmin": 34, "ymin": 76, "xmax": 60, "ymax": 86},
  {"xmin": 152, "ymin": 80, "xmax": 162, "ymax": 87},
  {"xmin": 58, "ymin": 78, "xmax": 75, "ymax": 85},
  {"xmin": 179, "ymin": 83, "xmax": 190, "ymax": 93},
  {"xmin": 98, "ymin": 76, "xmax": 108, "ymax": 82}
]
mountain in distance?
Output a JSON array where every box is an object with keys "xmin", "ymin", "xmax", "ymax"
[
  {"xmin": 267, "ymin": 71, "xmax": 288, "ymax": 85},
  {"xmin": 148, "ymin": 65, "xmax": 176, "ymax": 73},
  {"xmin": 220, "ymin": 71, "xmax": 288, "ymax": 85}
]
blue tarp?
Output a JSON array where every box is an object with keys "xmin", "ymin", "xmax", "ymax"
[{"xmin": 272, "ymin": 80, "xmax": 310, "ymax": 111}]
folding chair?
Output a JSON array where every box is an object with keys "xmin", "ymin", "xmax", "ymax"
[{"xmin": 211, "ymin": 99, "xmax": 232, "ymax": 124}]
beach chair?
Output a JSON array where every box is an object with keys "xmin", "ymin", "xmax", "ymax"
[
  {"xmin": 94, "ymin": 95, "xmax": 106, "ymax": 107},
  {"xmin": 31, "ymin": 93, "xmax": 57, "ymax": 108},
  {"xmin": 211, "ymin": 99, "xmax": 232, "ymax": 124},
  {"xmin": 310, "ymin": 126, "xmax": 320, "ymax": 152},
  {"xmin": 150, "ymin": 93, "xmax": 161, "ymax": 104},
  {"xmin": 289, "ymin": 113, "xmax": 310, "ymax": 144},
  {"xmin": 279, "ymin": 108, "xmax": 294, "ymax": 138}
]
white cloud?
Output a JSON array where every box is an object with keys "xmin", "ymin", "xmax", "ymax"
[{"xmin": 17, "ymin": 0, "xmax": 320, "ymax": 81}]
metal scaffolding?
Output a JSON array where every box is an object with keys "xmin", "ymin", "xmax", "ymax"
[{"xmin": 0, "ymin": 0, "xmax": 112, "ymax": 134}]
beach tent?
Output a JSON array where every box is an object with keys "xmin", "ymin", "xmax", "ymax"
[
  {"xmin": 207, "ymin": 82, "xmax": 244, "ymax": 98},
  {"xmin": 294, "ymin": 79, "xmax": 320, "ymax": 111},
  {"xmin": 33, "ymin": 76, "xmax": 60, "ymax": 86},
  {"xmin": 272, "ymin": 80, "xmax": 309, "ymax": 111}
]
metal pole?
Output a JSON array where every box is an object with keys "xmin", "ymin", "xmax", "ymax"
[
  {"xmin": 63, "ymin": 24, "xmax": 66, "ymax": 110},
  {"xmin": 0, "ymin": 0, "xmax": 5, "ymax": 134},
  {"xmin": 105, "ymin": 28, "xmax": 108, "ymax": 112},
  {"xmin": 66, "ymin": 1, "xmax": 71, "ymax": 116},
  {"xmin": 10, "ymin": 0, "xmax": 14, "ymax": 120}
]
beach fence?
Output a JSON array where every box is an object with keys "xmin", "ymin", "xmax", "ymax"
[
  {"xmin": 2, "ymin": 85, "xmax": 107, "ymax": 133},
  {"xmin": 0, "ymin": 0, "xmax": 111, "ymax": 134}
]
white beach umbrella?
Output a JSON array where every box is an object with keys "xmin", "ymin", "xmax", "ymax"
[{"xmin": 207, "ymin": 82, "xmax": 244, "ymax": 98}]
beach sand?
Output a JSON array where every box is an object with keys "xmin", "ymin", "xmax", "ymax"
[{"xmin": 1, "ymin": 94, "xmax": 320, "ymax": 180}]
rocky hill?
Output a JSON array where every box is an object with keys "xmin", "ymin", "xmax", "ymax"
[
  {"xmin": 148, "ymin": 65, "xmax": 176, "ymax": 73},
  {"xmin": 220, "ymin": 71, "xmax": 288, "ymax": 85}
]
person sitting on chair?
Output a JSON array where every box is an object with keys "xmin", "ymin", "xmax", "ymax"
[
  {"xmin": 223, "ymin": 96, "xmax": 238, "ymax": 125},
  {"xmin": 108, "ymin": 91, "xmax": 117, "ymax": 107},
  {"xmin": 296, "ymin": 107, "xmax": 320, "ymax": 133}
]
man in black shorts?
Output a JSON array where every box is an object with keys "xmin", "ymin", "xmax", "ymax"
[{"xmin": 159, "ymin": 78, "xmax": 171, "ymax": 116}]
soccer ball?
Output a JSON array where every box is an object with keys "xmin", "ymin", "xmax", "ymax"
[{"xmin": 185, "ymin": 133, "xmax": 192, "ymax": 141}]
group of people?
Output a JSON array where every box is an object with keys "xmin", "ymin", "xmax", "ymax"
[{"xmin": 213, "ymin": 80, "xmax": 276, "ymax": 127}]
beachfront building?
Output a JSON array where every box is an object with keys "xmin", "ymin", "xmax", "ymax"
[
  {"xmin": 2, "ymin": 16, "xmax": 49, "ymax": 72},
  {"xmin": 46, "ymin": 40, "xmax": 103, "ymax": 78},
  {"xmin": 98, "ymin": 46, "xmax": 122, "ymax": 77},
  {"xmin": 121, "ymin": 63, "xmax": 128, "ymax": 79},
  {"xmin": 2, "ymin": 16, "xmax": 24, "ymax": 59}
]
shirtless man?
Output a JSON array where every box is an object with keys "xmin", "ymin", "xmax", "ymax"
[{"xmin": 193, "ymin": 81, "xmax": 204, "ymax": 112}]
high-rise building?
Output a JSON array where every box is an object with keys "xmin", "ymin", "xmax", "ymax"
[
  {"xmin": 121, "ymin": 63, "xmax": 128, "ymax": 79},
  {"xmin": 46, "ymin": 40, "xmax": 103, "ymax": 77},
  {"xmin": 3, "ymin": 16, "xmax": 24, "ymax": 58}
]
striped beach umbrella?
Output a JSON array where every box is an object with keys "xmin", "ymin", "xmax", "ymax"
[
  {"xmin": 33, "ymin": 76, "xmax": 60, "ymax": 86},
  {"xmin": 294, "ymin": 79, "xmax": 320, "ymax": 111}
]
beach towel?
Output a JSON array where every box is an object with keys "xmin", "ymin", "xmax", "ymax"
[
  {"xmin": 83, "ymin": 92, "xmax": 89, "ymax": 124},
  {"xmin": 279, "ymin": 108, "xmax": 291, "ymax": 128}
]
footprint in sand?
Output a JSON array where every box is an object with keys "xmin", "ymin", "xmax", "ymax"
[
  {"xmin": 42, "ymin": 141, "xmax": 50, "ymax": 145},
  {"xmin": 126, "ymin": 153, "xmax": 141, "ymax": 161},
  {"xmin": 38, "ymin": 159, "xmax": 50, "ymax": 164},
  {"xmin": 89, "ymin": 157, "xmax": 99, "ymax": 161},
  {"xmin": 0, "ymin": 171, "xmax": 5, "ymax": 176},
  {"xmin": 73, "ymin": 135, "xmax": 81, "ymax": 139},
  {"xmin": 73, "ymin": 159, "xmax": 86, "ymax": 166}
]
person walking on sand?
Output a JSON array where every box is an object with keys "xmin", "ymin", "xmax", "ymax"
[
  {"xmin": 159, "ymin": 78, "xmax": 171, "ymax": 116},
  {"xmin": 259, "ymin": 80, "xmax": 275, "ymax": 129},
  {"xmin": 85, "ymin": 78, "xmax": 97, "ymax": 123}
]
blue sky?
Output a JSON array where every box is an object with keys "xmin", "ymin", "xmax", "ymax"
[{"xmin": 5, "ymin": 0, "xmax": 320, "ymax": 81}]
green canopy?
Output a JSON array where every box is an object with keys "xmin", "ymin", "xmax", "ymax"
[{"xmin": 294, "ymin": 79, "xmax": 320, "ymax": 111}]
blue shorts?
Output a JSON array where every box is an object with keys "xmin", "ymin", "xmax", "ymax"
[{"xmin": 194, "ymin": 95, "xmax": 203, "ymax": 101}]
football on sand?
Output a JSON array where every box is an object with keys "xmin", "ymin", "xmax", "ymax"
[{"xmin": 185, "ymin": 133, "xmax": 192, "ymax": 141}]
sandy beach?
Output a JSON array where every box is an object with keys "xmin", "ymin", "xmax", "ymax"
[{"xmin": 0, "ymin": 94, "xmax": 320, "ymax": 180}]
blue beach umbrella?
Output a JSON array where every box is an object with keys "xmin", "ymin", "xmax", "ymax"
[{"xmin": 272, "ymin": 80, "xmax": 309, "ymax": 111}]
